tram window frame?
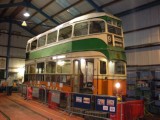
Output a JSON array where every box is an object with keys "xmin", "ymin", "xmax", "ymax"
[
  {"xmin": 26, "ymin": 43, "xmax": 30, "ymax": 51},
  {"xmin": 108, "ymin": 61, "xmax": 125, "ymax": 75},
  {"xmin": 89, "ymin": 20, "xmax": 105, "ymax": 34},
  {"xmin": 46, "ymin": 61, "xmax": 56, "ymax": 73},
  {"xmin": 38, "ymin": 35, "xmax": 46, "ymax": 47},
  {"xmin": 25, "ymin": 65, "xmax": 29, "ymax": 74},
  {"xmin": 31, "ymin": 40, "xmax": 37, "ymax": 50},
  {"xmin": 107, "ymin": 24, "xmax": 122, "ymax": 36},
  {"xmin": 100, "ymin": 60, "xmax": 106, "ymax": 74},
  {"xmin": 29, "ymin": 64, "xmax": 36, "ymax": 74},
  {"xmin": 58, "ymin": 26, "xmax": 72, "ymax": 41},
  {"xmin": 57, "ymin": 60, "xmax": 71, "ymax": 74},
  {"xmin": 36, "ymin": 62, "xmax": 45, "ymax": 74},
  {"xmin": 47, "ymin": 31, "xmax": 57, "ymax": 44},
  {"xmin": 74, "ymin": 21, "xmax": 89, "ymax": 36}
]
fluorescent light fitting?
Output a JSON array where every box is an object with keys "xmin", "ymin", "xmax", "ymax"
[
  {"xmin": 22, "ymin": 21, "xmax": 27, "ymax": 26},
  {"xmin": 23, "ymin": 12, "xmax": 30, "ymax": 17}
]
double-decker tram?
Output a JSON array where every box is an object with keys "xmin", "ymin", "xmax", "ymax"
[{"xmin": 25, "ymin": 12, "xmax": 126, "ymax": 97}]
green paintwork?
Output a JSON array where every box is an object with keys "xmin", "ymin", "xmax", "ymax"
[{"xmin": 28, "ymin": 38, "xmax": 126, "ymax": 61}]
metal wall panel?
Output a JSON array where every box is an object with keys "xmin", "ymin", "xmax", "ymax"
[
  {"xmin": 121, "ymin": 5, "xmax": 160, "ymax": 32},
  {"xmin": 74, "ymin": 1, "xmax": 93, "ymax": 14},
  {"xmin": 11, "ymin": 36, "xmax": 28, "ymax": 48},
  {"xmin": 106, "ymin": 0, "xmax": 154, "ymax": 14},
  {"xmin": 10, "ymin": 48, "xmax": 25, "ymax": 58},
  {"xmin": 124, "ymin": 27, "xmax": 160, "ymax": 47},
  {"xmin": 126, "ymin": 46, "xmax": 160, "ymax": 65},
  {"xmin": 43, "ymin": 2, "xmax": 63, "ymax": 16},
  {"xmin": 32, "ymin": 0, "xmax": 51, "ymax": 8},
  {"xmin": 0, "ymin": 46, "xmax": 7, "ymax": 56},
  {"xmin": 0, "ymin": 34, "xmax": 8, "ymax": 45},
  {"xmin": 9, "ymin": 58, "xmax": 25, "ymax": 68}
]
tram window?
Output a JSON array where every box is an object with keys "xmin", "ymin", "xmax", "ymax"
[
  {"xmin": 29, "ymin": 64, "xmax": 36, "ymax": 73},
  {"xmin": 47, "ymin": 31, "xmax": 57, "ymax": 44},
  {"xmin": 108, "ymin": 61, "xmax": 125, "ymax": 74},
  {"xmin": 46, "ymin": 61, "xmax": 56, "ymax": 73},
  {"xmin": 74, "ymin": 22, "xmax": 88, "ymax": 36},
  {"xmin": 59, "ymin": 26, "xmax": 72, "ymax": 41},
  {"xmin": 115, "ymin": 61, "xmax": 125, "ymax": 74},
  {"xmin": 57, "ymin": 60, "xmax": 71, "ymax": 73},
  {"xmin": 36, "ymin": 62, "xmax": 45, "ymax": 73},
  {"xmin": 100, "ymin": 61, "xmax": 106, "ymax": 74},
  {"xmin": 38, "ymin": 35, "xmax": 46, "ymax": 47},
  {"xmin": 31, "ymin": 40, "xmax": 37, "ymax": 50},
  {"xmin": 108, "ymin": 25, "xmax": 122, "ymax": 36},
  {"xmin": 89, "ymin": 21, "xmax": 105, "ymax": 34}
]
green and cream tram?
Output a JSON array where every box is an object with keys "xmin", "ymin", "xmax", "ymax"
[{"xmin": 25, "ymin": 12, "xmax": 126, "ymax": 97}]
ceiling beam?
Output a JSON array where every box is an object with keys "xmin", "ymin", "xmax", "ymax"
[
  {"xmin": 0, "ymin": 0, "xmax": 15, "ymax": 17},
  {"xmin": 85, "ymin": 0, "xmax": 103, "ymax": 12},
  {"xmin": 115, "ymin": 0, "xmax": 160, "ymax": 17},
  {"xmin": 30, "ymin": 0, "xmax": 83, "ymax": 30},
  {"xmin": 26, "ymin": 0, "xmax": 55, "ymax": 21},
  {"xmin": 0, "ymin": 2, "xmax": 25, "ymax": 9},
  {"xmin": 28, "ymin": 2, "xmax": 59, "ymax": 25},
  {"xmin": 100, "ymin": 0, "xmax": 122, "ymax": 8},
  {"xmin": 0, "ymin": 18, "xmax": 37, "ymax": 35},
  {"xmin": 0, "ymin": 1, "xmax": 59, "ymax": 26},
  {"xmin": 10, "ymin": 0, "xmax": 32, "ymax": 18}
]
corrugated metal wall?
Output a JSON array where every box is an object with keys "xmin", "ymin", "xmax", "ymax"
[
  {"xmin": 0, "ymin": 22, "xmax": 32, "ymax": 75},
  {"xmin": 122, "ymin": 5, "xmax": 160, "ymax": 66}
]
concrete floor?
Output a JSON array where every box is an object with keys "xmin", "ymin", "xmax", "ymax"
[
  {"xmin": 0, "ymin": 93, "xmax": 160, "ymax": 120},
  {"xmin": 0, "ymin": 93, "xmax": 83, "ymax": 120}
]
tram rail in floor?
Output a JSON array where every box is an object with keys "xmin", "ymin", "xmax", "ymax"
[{"xmin": 0, "ymin": 93, "xmax": 83, "ymax": 120}]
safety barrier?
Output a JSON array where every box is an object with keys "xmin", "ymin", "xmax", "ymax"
[
  {"xmin": 110, "ymin": 100, "xmax": 144, "ymax": 120},
  {"xmin": 19, "ymin": 86, "xmax": 144, "ymax": 120},
  {"xmin": 39, "ymin": 86, "xmax": 49, "ymax": 104}
]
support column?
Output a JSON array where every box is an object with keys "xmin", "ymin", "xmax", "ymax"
[{"xmin": 6, "ymin": 19, "xmax": 12, "ymax": 80}]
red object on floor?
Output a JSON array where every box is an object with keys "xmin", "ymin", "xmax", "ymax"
[
  {"xmin": 48, "ymin": 91, "xmax": 58, "ymax": 109},
  {"xmin": 110, "ymin": 100, "xmax": 144, "ymax": 120},
  {"xmin": 27, "ymin": 87, "xmax": 32, "ymax": 100}
]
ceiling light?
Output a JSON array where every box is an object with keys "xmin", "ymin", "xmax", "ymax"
[
  {"xmin": 23, "ymin": 12, "xmax": 30, "ymax": 17},
  {"xmin": 22, "ymin": 21, "xmax": 27, "ymax": 26}
]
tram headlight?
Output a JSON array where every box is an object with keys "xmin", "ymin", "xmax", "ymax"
[{"xmin": 115, "ymin": 82, "xmax": 120, "ymax": 89}]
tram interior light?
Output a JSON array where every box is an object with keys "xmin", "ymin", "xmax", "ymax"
[
  {"xmin": 115, "ymin": 82, "xmax": 120, "ymax": 89},
  {"xmin": 80, "ymin": 58, "xmax": 85, "ymax": 63},
  {"xmin": 52, "ymin": 55, "xmax": 66, "ymax": 60},
  {"xmin": 57, "ymin": 60, "xmax": 65, "ymax": 66}
]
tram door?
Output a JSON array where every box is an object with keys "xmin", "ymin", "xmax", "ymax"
[
  {"xmin": 85, "ymin": 59, "xmax": 94, "ymax": 89},
  {"xmin": 73, "ymin": 59, "xmax": 94, "ymax": 93}
]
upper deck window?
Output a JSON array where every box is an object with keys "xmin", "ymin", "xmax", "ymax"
[
  {"xmin": 108, "ymin": 25, "xmax": 122, "ymax": 36},
  {"xmin": 31, "ymin": 40, "xmax": 37, "ymax": 50},
  {"xmin": 74, "ymin": 22, "xmax": 88, "ymax": 36},
  {"xmin": 89, "ymin": 21, "xmax": 105, "ymax": 34},
  {"xmin": 59, "ymin": 26, "xmax": 72, "ymax": 41},
  {"xmin": 47, "ymin": 31, "xmax": 57, "ymax": 44},
  {"xmin": 38, "ymin": 35, "xmax": 46, "ymax": 47}
]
